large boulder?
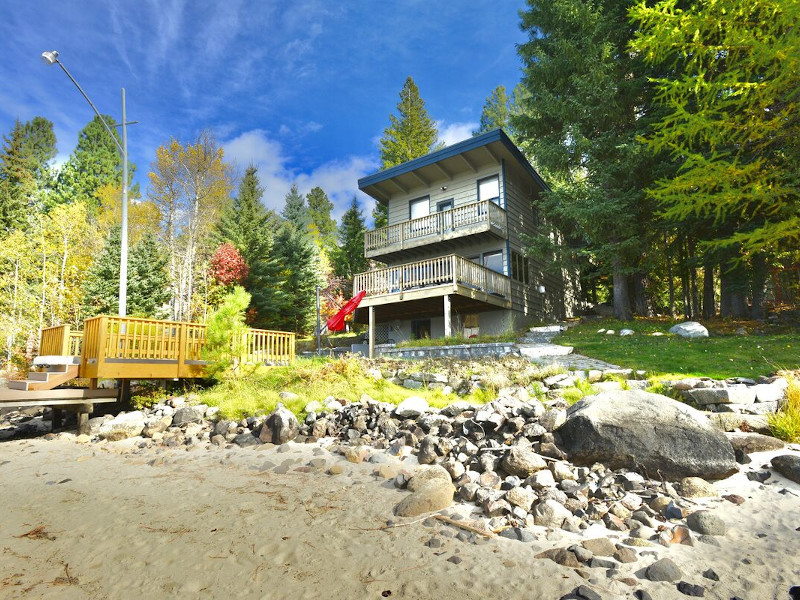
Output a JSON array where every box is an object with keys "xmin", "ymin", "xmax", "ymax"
[
  {"xmin": 771, "ymin": 455, "xmax": 800, "ymax": 485},
  {"xmin": 98, "ymin": 411, "xmax": 145, "ymax": 441},
  {"xmin": 669, "ymin": 321, "xmax": 709, "ymax": 338},
  {"xmin": 558, "ymin": 391, "xmax": 737, "ymax": 480},
  {"xmin": 259, "ymin": 403, "xmax": 299, "ymax": 444}
]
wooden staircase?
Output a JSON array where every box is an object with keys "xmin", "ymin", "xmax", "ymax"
[{"xmin": 8, "ymin": 364, "xmax": 79, "ymax": 392}]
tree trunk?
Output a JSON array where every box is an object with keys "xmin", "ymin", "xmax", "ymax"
[
  {"xmin": 665, "ymin": 233, "xmax": 675, "ymax": 318},
  {"xmin": 750, "ymin": 252, "xmax": 768, "ymax": 321},
  {"xmin": 702, "ymin": 259, "xmax": 716, "ymax": 319},
  {"xmin": 720, "ymin": 254, "xmax": 748, "ymax": 318},
  {"xmin": 679, "ymin": 237, "xmax": 690, "ymax": 319},
  {"xmin": 688, "ymin": 238, "xmax": 699, "ymax": 319},
  {"xmin": 632, "ymin": 272, "xmax": 651, "ymax": 316},
  {"xmin": 612, "ymin": 263, "xmax": 633, "ymax": 321}
]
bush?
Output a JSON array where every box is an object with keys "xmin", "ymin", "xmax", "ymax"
[
  {"xmin": 202, "ymin": 286, "xmax": 251, "ymax": 378},
  {"xmin": 769, "ymin": 377, "xmax": 800, "ymax": 443}
]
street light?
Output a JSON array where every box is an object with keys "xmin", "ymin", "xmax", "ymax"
[{"xmin": 41, "ymin": 50, "xmax": 130, "ymax": 317}]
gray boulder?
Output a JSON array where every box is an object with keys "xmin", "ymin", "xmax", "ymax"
[
  {"xmin": 394, "ymin": 481, "xmax": 455, "ymax": 517},
  {"xmin": 772, "ymin": 454, "xmax": 800, "ymax": 485},
  {"xmin": 259, "ymin": 403, "xmax": 299, "ymax": 444},
  {"xmin": 558, "ymin": 391, "xmax": 737, "ymax": 480},
  {"xmin": 687, "ymin": 511, "xmax": 727, "ymax": 536},
  {"xmin": 142, "ymin": 415, "xmax": 172, "ymax": 438},
  {"xmin": 171, "ymin": 405, "xmax": 207, "ymax": 426},
  {"xmin": 394, "ymin": 396, "xmax": 428, "ymax": 418},
  {"xmin": 502, "ymin": 445, "xmax": 548, "ymax": 477},
  {"xmin": 669, "ymin": 321, "xmax": 709, "ymax": 338},
  {"xmin": 98, "ymin": 411, "xmax": 145, "ymax": 441}
]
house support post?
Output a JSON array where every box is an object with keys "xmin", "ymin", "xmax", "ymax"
[
  {"xmin": 368, "ymin": 306, "xmax": 375, "ymax": 359},
  {"xmin": 443, "ymin": 294, "xmax": 452, "ymax": 338}
]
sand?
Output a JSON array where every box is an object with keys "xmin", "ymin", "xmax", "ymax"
[{"xmin": 1, "ymin": 436, "xmax": 799, "ymax": 600}]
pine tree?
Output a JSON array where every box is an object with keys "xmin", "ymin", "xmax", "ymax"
[
  {"xmin": 56, "ymin": 115, "xmax": 135, "ymax": 212},
  {"xmin": 473, "ymin": 86, "xmax": 511, "ymax": 136},
  {"xmin": 273, "ymin": 223, "xmax": 319, "ymax": 334},
  {"xmin": 333, "ymin": 197, "xmax": 368, "ymax": 291},
  {"xmin": 379, "ymin": 76, "xmax": 438, "ymax": 168},
  {"xmin": 373, "ymin": 76, "xmax": 438, "ymax": 229},
  {"xmin": 306, "ymin": 186, "xmax": 336, "ymax": 250},
  {"xmin": 281, "ymin": 183, "xmax": 310, "ymax": 231},
  {"xmin": 0, "ymin": 120, "xmax": 36, "ymax": 232}
]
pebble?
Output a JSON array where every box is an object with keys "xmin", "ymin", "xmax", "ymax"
[
  {"xmin": 676, "ymin": 581, "xmax": 705, "ymax": 596},
  {"xmin": 646, "ymin": 557, "xmax": 682, "ymax": 582},
  {"xmin": 687, "ymin": 511, "xmax": 727, "ymax": 536},
  {"xmin": 328, "ymin": 465, "xmax": 344, "ymax": 475}
]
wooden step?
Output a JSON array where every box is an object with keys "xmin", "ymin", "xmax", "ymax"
[{"xmin": 9, "ymin": 365, "xmax": 79, "ymax": 392}]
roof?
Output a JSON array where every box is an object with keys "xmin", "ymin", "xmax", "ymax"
[{"xmin": 358, "ymin": 128, "xmax": 548, "ymax": 201}]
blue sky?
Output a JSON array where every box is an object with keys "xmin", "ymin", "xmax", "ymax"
[{"xmin": 0, "ymin": 0, "xmax": 528, "ymax": 222}]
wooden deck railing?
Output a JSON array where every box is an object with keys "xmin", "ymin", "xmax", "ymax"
[
  {"xmin": 364, "ymin": 200, "xmax": 507, "ymax": 253},
  {"xmin": 353, "ymin": 254, "xmax": 511, "ymax": 299},
  {"xmin": 72, "ymin": 316, "xmax": 294, "ymax": 380},
  {"xmin": 39, "ymin": 324, "xmax": 83, "ymax": 356}
]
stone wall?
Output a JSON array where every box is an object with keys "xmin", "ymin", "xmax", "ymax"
[{"xmin": 377, "ymin": 342, "xmax": 517, "ymax": 360}]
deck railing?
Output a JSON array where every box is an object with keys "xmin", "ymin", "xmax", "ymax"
[
  {"xmin": 72, "ymin": 316, "xmax": 294, "ymax": 379},
  {"xmin": 364, "ymin": 200, "xmax": 507, "ymax": 253},
  {"xmin": 353, "ymin": 254, "xmax": 511, "ymax": 299},
  {"xmin": 39, "ymin": 324, "xmax": 83, "ymax": 356}
]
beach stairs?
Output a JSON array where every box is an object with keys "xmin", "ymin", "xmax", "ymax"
[{"xmin": 8, "ymin": 356, "xmax": 80, "ymax": 392}]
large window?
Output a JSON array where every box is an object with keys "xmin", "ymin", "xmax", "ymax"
[
  {"xmin": 478, "ymin": 175, "xmax": 500, "ymax": 206},
  {"xmin": 483, "ymin": 250, "xmax": 504, "ymax": 274},
  {"xmin": 409, "ymin": 196, "xmax": 430, "ymax": 220},
  {"xmin": 511, "ymin": 250, "xmax": 530, "ymax": 284}
]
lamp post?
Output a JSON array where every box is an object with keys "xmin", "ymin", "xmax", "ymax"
[{"xmin": 41, "ymin": 50, "xmax": 130, "ymax": 317}]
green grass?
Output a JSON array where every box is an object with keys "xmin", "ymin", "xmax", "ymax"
[
  {"xmin": 397, "ymin": 331, "xmax": 519, "ymax": 348},
  {"xmin": 556, "ymin": 318, "xmax": 799, "ymax": 379},
  {"xmin": 195, "ymin": 356, "xmax": 490, "ymax": 421},
  {"xmin": 769, "ymin": 377, "xmax": 800, "ymax": 443},
  {"xmin": 561, "ymin": 378, "xmax": 598, "ymax": 405}
]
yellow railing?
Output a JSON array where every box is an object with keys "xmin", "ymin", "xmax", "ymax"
[
  {"xmin": 76, "ymin": 316, "xmax": 295, "ymax": 380},
  {"xmin": 364, "ymin": 200, "xmax": 507, "ymax": 253},
  {"xmin": 39, "ymin": 324, "xmax": 83, "ymax": 356},
  {"xmin": 354, "ymin": 254, "xmax": 511, "ymax": 299}
]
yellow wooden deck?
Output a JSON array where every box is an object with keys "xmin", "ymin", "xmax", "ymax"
[{"xmin": 39, "ymin": 317, "xmax": 295, "ymax": 381}]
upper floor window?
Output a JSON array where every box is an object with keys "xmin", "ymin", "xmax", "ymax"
[
  {"xmin": 409, "ymin": 196, "xmax": 430, "ymax": 220},
  {"xmin": 511, "ymin": 250, "xmax": 530, "ymax": 284},
  {"xmin": 478, "ymin": 175, "xmax": 500, "ymax": 206}
]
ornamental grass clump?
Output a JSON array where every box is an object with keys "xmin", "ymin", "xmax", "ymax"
[{"xmin": 768, "ymin": 376, "xmax": 800, "ymax": 443}]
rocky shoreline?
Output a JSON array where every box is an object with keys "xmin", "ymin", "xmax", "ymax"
[{"xmin": 2, "ymin": 376, "xmax": 799, "ymax": 599}]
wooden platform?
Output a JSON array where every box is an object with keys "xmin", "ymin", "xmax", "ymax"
[{"xmin": 0, "ymin": 388, "xmax": 119, "ymax": 435}]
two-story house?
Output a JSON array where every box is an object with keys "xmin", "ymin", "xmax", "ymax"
[{"xmin": 353, "ymin": 129, "xmax": 577, "ymax": 356}]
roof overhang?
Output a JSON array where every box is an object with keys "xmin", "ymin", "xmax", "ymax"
[{"xmin": 358, "ymin": 129, "xmax": 548, "ymax": 204}]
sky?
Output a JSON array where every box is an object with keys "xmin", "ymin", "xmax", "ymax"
[{"xmin": 0, "ymin": 0, "xmax": 529, "ymax": 224}]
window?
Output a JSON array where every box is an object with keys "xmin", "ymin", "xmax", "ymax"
[
  {"xmin": 411, "ymin": 319, "xmax": 431, "ymax": 340},
  {"xmin": 511, "ymin": 251, "xmax": 531, "ymax": 284},
  {"xmin": 437, "ymin": 199, "xmax": 453, "ymax": 212},
  {"xmin": 478, "ymin": 175, "xmax": 500, "ymax": 206},
  {"xmin": 409, "ymin": 196, "xmax": 430, "ymax": 220},
  {"xmin": 483, "ymin": 250, "xmax": 503, "ymax": 274}
]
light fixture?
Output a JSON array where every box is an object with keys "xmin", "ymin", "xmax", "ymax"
[
  {"xmin": 538, "ymin": 285, "xmax": 546, "ymax": 294},
  {"xmin": 440, "ymin": 185, "xmax": 447, "ymax": 191},
  {"xmin": 41, "ymin": 50, "xmax": 59, "ymax": 65}
]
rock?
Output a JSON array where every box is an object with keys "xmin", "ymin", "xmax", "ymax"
[
  {"xmin": 394, "ymin": 481, "xmax": 455, "ymax": 517},
  {"xmin": 499, "ymin": 527, "xmax": 536, "ymax": 543},
  {"xmin": 505, "ymin": 486, "xmax": 536, "ymax": 512},
  {"xmin": 343, "ymin": 446, "xmax": 368, "ymax": 463},
  {"xmin": 702, "ymin": 569, "xmax": 719, "ymax": 581},
  {"xmin": 669, "ymin": 321, "xmax": 708, "ymax": 338},
  {"xmin": 771, "ymin": 454, "xmax": 800, "ymax": 484},
  {"xmin": 259, "ymin": 404, "xmax": 299, "ymax": 444},
  {"xmin": 407, "ymin": 465, "xmax": 452, "ymax": 492},
  {"xmin": 680, "ymin": 477, "xmax": 717, "ymax": 498},
  {"xmin": 304, "ymin": 400, "xmax": 323, "ymax": 413},
  {"xmin": 502, "ymin": 445, "xmax": 547, "ymax": 477},
  {"xmin": 689, "ymin": 386, "xmax": 756, "ymax": 406},
  {"xmin": 533, "ymin": 498, "xmax": 572, "ymax": 528},
  {"xmin": 722, "ymin": 494, "xmax": 745, "ymax": 505},
  {"xmin": 728, "ymin": 432, "xmax": 784, "ymax": 454},
  {"xmin": 582, "ymin": 537, "xmax": 615, "ymax": 556},
  {"xmin": 279, "ymin": 391, "xmax": 299, "ymax": 401},
  {"xmin": 614, "ymin": 546, "xmax": 637, "ymax": 563},
  {"xmin": 529, "ymin": 469, "xmax": 556, "ymax": 490},
  {"xmin": 142, "ymin": 415, "xmax": 172, "ymax": 437},
  {"xmin": 171, "ymin": 405, "xmax": 207, "ymax": 426},
  {"xmin": 646, "ymin": 557, "xmax": 682, "ymax": 582},
  {"xmin": 394, "ymin": 396, "xmax": 428, "ymax": 418},
  {"xmin": 686, "ymin": 511, "xmax": 727, "ymax": 536},
  {"xmin": 536, "ymin": 548, "xmax": 582, "ymax": 568},
  {"xmin": 233, "ymin": 432, "xmax": 260, "ymax": 447},
  {"xmin": 98, "ymin": 411, "xmax": 145, "ymax": 441},
  {"xmin": 620, "ymin": 329, "xmax": 635, "ymax": 336},
  {"xmin": 328, "ymin": 464, "xmax": 344, "ymax": 475},
  {"xmin": 753, "ymin": 380, "xmax": 787, "ymax": 403},
  {"xmin": 558, "ymin": 391, "xmax": 737, "ymax": 480},
  {"xmin": 540, "ymin": 408, "xmax": 567, "ymax": 432},
  {"xmin": 676, "ymin": 581, "xmax": 705, "ymax": 597}
]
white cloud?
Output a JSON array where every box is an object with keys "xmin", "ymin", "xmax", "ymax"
[
  {"xmin": 437, "ymin": 121, "xmax": 478, "ymax": 147},
  {"xmin": 222, "ymin": 129, "xmax": 377, "ymax": 221}
]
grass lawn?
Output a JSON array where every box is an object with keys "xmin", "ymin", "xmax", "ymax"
[
  {"xmin": 397, "ymin": 332, "xmax": 519, "ymax": 348},
  {"xmin": 556, "ymin": 318, "xmax": 799, "ymax": 379}
]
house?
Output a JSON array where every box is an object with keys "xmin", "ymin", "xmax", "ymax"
[{"xmin": 353, "ymin": 129, "xmax": 577, "ymax": 356}]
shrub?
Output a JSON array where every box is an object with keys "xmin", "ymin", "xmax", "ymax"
[
  {"xmin": 769, "ymin": 377, "xmax": 800, "ymax": 443},
  {"xmin": 202, "ymin": 286, "xmax": 251, "ymax": 377}
]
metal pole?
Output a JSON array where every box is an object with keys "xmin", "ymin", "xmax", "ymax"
[
  {"xmin": 119, "ymin": 88, "xmax": 128, "ymax": 316},
  {"xmin": 316, "ymin": 286, "xmax": 321, "ymax": 355}
]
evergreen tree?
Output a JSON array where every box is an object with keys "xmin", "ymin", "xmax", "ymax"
[
  {"xmin": 281, "ymin": 183, "xmax": 310, "ymax": 231},
  {"xmin": 82, "ymin": 227, "xmax": 170, "ymax": 317},
  {"xmin": 513, "ymin": 0, "xmax": 669, "ymax": 320},
  {"xmin": 473, "ymin": 86, "xmax": 511, "ymax": 136},
  {"xmin": 21, "ymin": 116, "xmax": 57, "ymax": 186},
  {"xmin": 273, "ymin": 223, "xmax": 319, "ymax": 334},
  {"xmin": 306, "ymin": 186, "xmax": 337, "ymax": 250},
  {"xmin": 333, "ymin": 197, "xmax": 368, "ymax": 291},
  {"xmin": 0, "ymin": 120, "xmax": 36, "ymax": 232},
  {"xmin": 374, "ymin": 75, "xmax": 438, "ymax": 228},
  {"xmin": 56, "ymin": 115, "xmax": 135, "ymax": 211}
]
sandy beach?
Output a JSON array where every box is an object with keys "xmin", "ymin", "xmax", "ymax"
[{"xmin": 1, "ymin": 435, "xmax": 799, "ymax": 600}]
